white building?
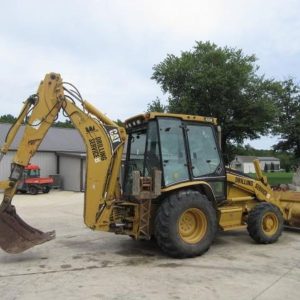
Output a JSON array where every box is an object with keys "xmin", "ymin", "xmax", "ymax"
[{"xmin": 231, "ymin": 155, "xmax": 280, "ymax": 174}]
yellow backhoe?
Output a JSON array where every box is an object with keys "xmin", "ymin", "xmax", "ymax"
[{"xmin": 0, "ymin": 73, "xmax": 299, "ymax": 258}]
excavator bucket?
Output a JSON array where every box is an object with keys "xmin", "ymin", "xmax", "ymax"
[{"xmin": 0, "ymin": 205, "xmax": 55, "ymax": 254}]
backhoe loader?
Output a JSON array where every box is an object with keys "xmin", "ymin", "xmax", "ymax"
[{"xmin": 0, "ymin": 73, "xmax": 300, "ymax": 258}]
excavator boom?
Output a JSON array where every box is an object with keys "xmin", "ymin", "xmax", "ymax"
[{"xmin": 0, "ymin": 73, "xmax": 126, "ymax": 253}]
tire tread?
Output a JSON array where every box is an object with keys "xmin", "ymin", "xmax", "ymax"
[
  {"xmin": 155, "ymin": 189, "xmax": 217, "ymax": 258},
  {"xmin": 247, "ymin": 202, "xmax": 283, "ymax": 244}
]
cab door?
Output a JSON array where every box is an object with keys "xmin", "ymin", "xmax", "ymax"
[{"xmin": 185, "ymin": 123, "xmax": 226, "ymax": 201}]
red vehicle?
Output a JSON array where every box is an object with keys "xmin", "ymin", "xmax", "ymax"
[{"xmin": 17, "ymin": 164, "xmax": 53, "ymax": 195}]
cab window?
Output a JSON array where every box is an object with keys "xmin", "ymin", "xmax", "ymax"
[
  {"xmin": 187, "ymin": 124, "xmax": 221, "ymax": 177},
  {"xmin": 29, "ymin": 169, "xmax": 40, "ymax": 177},
  {"xmin": 158, "ymin": 118, "xmax": 189, "ymax": 186},
  {"xmin": 144, "ymin": 121, "xmax": 161, "ymax": 176},
  {"xmin": 123, "ymin": 130, "xmax": 147, "ymax": 194}
]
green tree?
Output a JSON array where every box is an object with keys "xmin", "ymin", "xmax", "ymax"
[
  {"xmin": 274, "ymin": 151, "xmax": 294, "ymax": 172},
  {"xmin": 53, "ymin": 119, "xmax": 74, "ymax": 128},
  {"xmin": 0, "ymin": 114, "xmax": 75, "ymax": 128},
  {"xmin": 115, "ymin": 119, "xmax": 124, "ymax": 127},
  {"xmin": 147, "ymin": 97, "xmax": 166, "ymax": 113},
  {"xmin": 0, "ymin": 114, "xmax": 17, "ymax": 123},
  {"xmin": 272, "ymin": 79, "xmax": 300, "ymax": 159},
  {"xmin": 152, "ymin": 41, "xmax": 279, "ymax": 156}
]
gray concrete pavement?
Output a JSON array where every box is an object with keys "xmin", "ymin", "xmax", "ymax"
[{"xmin": 0, "ymin": 191, "xmax": 299, "ymax": 300}]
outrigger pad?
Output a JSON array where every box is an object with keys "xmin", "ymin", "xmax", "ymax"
[{"xmin": 0, "ymin": 205, "xmax": 55, "ymax": 254}]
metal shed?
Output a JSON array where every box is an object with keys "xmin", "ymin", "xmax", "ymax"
[
  {"xmin": 56, "ymin": 152, "xmax": 86, "ymax": 192},
  {"xmin": 0, "ymin": 123, "xmax": 86, "ymax": 191}
]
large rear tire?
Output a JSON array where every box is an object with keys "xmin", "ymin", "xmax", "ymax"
[
  {"xmin": 247, "ymin": 202, "xmax": 283, "ymax": 244},
  {"xmin": 154, "ymin": 189, "xmax": 217, "ymax": 258}
]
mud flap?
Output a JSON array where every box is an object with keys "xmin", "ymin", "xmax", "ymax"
[{"xmin": 0, "ymin": 205, "xmax": 55, "ymax": 254}]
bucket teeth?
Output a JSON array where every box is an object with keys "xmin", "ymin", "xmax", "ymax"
[{"xmin": 0, "ymin": 205, "xmax": 55, "ymax": 254}]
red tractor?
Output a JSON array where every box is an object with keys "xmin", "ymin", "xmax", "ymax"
[{"xmin": 17, "ymin": 164, "xmax": 53, "ymax": 195}]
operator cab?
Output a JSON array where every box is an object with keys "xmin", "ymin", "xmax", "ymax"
[
  {"xmin": 24, "ymin": 164, "xmax": 41, "ymax": 178},
  {"xmin": 123, "ymin": 113, "xmax": 226, "ymax": 201}
]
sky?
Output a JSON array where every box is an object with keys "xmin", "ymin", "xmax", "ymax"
[{"xmin": 0, "ymin": 0, "xmax": 299, "ymax": 149}]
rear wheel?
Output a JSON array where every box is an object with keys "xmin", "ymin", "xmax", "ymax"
[
  {"xmin": 28, "ymin": 186, "xmax": 38, "ymax": 195},
  {"xmin": 247, "ymin": 202, "xmax": 283, "ymax": 244},
  {"xmin": 42, "ymin": 186, "xmax": 50, "ymax": 194},
  {"xmin": 154, "ymin": 189, "xmax": 217, "ymax": 258}
]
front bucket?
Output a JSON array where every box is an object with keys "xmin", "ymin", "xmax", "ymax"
[
  {"xmin": 276, "ymin": 191, "xmax": 300, "ymax": 228},
  {"xmin": 0, "ymin": 205, "xmax": 55, "ymax": 254}
]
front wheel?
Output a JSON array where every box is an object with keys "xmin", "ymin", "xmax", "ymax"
[
  {"xmin": 247, "ymin": 203, "xmax": 283, "ymax": 244},
  {"xmin": 28, "ymin": 186, "xmax": 38, "ymax": 195},
  {"xmin": 154, "ymin": 189, "xmax": 217, "ymax": 258}
]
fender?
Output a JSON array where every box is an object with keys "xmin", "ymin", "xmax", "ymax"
[{"xmin": 161, "ymin": 180, "xmax": 217, "ymax": 208}]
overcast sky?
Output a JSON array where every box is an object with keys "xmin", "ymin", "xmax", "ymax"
[{"xmin": 0, "ymin": 0, "xmax": 299, "ymax": 149}]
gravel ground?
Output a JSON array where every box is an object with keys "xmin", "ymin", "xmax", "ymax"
[{"xmin": 0, "ymin": 190, "xmax": 299, "ymax": 300}]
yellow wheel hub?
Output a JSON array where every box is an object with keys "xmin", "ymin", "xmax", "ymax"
[
  {"xmin": 262, "ymin": 212, "xmax": 278, "ymax": 236},
  {"xmin": 178, "ymin": 208, "xmax": 207, "ymax": 244}
]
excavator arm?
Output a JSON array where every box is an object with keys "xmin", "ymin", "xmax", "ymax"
[{"xmin": 0, "ymin": 73, "xmax": 126, "ymax": 253}]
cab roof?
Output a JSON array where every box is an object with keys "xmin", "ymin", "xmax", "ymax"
[
  {"xmin": 125, "ymin": 112, "xmax": 217, "ymax": 130},
  {"xmin": 25, "ymin": 164, "xmax": 40, "ymax": 170}
]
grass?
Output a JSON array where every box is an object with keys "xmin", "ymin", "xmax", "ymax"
[{"xmin": 249, "ymin": 172, "xmax": 293, "ymax": 186}]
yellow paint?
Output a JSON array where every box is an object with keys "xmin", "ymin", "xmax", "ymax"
[
  {"xmin": 2, "ymin": 72, "xmax": 300, "ymax": 256},
  {"xmin": 218, "ymin": 206, "xmax": 244, "ymax": 230},
  {"xmin": 178, "ymin": 208, "xmax": 207, "ymax": 244},
  {"xmin": 262, "ymin": 212, "xmax": 279, "ymax": 236}
]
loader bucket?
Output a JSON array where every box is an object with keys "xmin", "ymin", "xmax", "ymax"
[
  {"xmin": 0, "ymin": 205, "xmax": 55, "ymax": 254},
  {"xmin": 275, "ymin": 191, "xmax": 300, "ymax": 228}
]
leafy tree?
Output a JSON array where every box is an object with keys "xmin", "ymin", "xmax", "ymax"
[
  {"xmin": 147, "ymin": 97, "xmax": 167, "ymax": 113},
  {"xmin": 152, "ymin": 41, "xmax": 279, "ymax": 156},
  {"xmin": 0, "ymin": 114, "xmax": 75, "ymax": 129},
  {"xmin": 115, "ymin": 119, "xmax": 124, "ymax": 127},
  {"xmin": 0, "ymin": 114, "xmax": 17, "ymax": 124},
  {"xmin": 53, "ymin": 120, "xmax": 74, "ymax": 128},
  {"xmin": 272, "ymin": 79, "xmax": 300, "ymax": 159},
  {"xmin": 275, "ymin": 151, "xmax": 295, "ymax": 172}
]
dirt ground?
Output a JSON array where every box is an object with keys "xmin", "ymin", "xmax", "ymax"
[{"xmin": 0, "ymin": 191, "xmax": 299, "ymax": 300}]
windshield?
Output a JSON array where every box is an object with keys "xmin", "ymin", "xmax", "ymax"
[{"xmin": 24, "ymin": 169, "xmax": 40, "ymax": 177}]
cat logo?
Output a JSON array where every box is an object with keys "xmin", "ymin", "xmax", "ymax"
[
  {"xmin": 85, "ymin": 125, "xmax": 96, "ymax": 133},
  {"xmin": 109, "ymin": 129, "xmax": 121, "ymax": 144}
]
